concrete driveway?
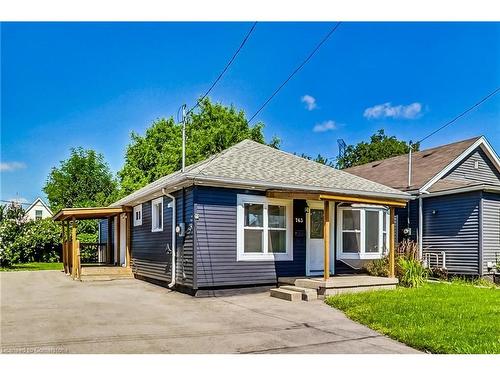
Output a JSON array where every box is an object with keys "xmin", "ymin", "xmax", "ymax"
[{"xmin": 0, "ymin": 271, "xmax": 419, "ymax": 354}]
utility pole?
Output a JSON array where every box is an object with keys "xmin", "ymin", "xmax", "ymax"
[{"xmin": 181, "ymin": 104, "xmax": 187, "ymax": 172}]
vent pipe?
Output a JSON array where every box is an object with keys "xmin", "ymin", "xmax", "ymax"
[{"xmin": 408, "ymin": 141, "xmax": 413, "ymax": 188}]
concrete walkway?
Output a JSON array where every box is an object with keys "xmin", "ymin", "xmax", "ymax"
[{"xmin": 0, "ymin": 271, "xmax": 419, "ymax": 354}]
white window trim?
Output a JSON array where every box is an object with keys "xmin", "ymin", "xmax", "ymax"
[
  {"xmin": 237, "ymin": 194, "xmax": 293, "ymax": 261},
  {"xmin": 337, "ymin": 205, "xmax": 389, "ymax": 260},
  {"xmin": 133, "ymin": 204, "xmax": 143, "ymax": 226},
  {"xmin": 151, "ymin": 197, "xmax": 163, "ymax": 232}
]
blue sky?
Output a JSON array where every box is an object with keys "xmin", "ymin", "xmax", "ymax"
[{"xmin": 1, "ymin": 22, "xmax": 499, "ymax": 204}]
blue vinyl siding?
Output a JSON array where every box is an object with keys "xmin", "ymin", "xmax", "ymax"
[
  {"xmin": 481, "ymin": 192, "xmax": 500, "ymax": 275},
  {"xmin": 442, "ymin": 147, "xmax": 500, "ymax": 186},
  {"xmin": 193, "ymin": 186, "xmax": 306, "ymax": 288},
  {"xmin": 395, "ymin": 199, "xmax": 419, "ymax": 242},
  {"xmin": 130, "ymin": 187, "xmax": 194, "ymax": 288},
  {"xmin": 422, "ymin": 191, "xmax": 481, "ymax": 275}
]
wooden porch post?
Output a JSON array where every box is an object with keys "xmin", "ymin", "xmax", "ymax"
[
  {"xmin": 61, "ymin": 222, "xmax": 66, "ymax": 274},
  {"xmin": 125, "ymin": 212, "xmax": 131, "ymax": 268},
  {"xmin": 323, "ymin": 200, "xmax": 330, "ymax": 280},
  {"xmin": 389, "ymin": 207, "xmax": 395, "ymax": 278},
  {"xmin": 107, "ymin": 218, "xmax": 112, "ymax": 265},
  {"xmin": 71, "ymin": 218, "xmax": 77, "ymax": 279},
  {"xmin": 116, "ymin": 215, "xmax": 121, "ymax": 266}
]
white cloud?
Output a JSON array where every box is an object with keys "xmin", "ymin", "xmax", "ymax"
[
  {"xmin": 301, "ymin": 94, "xmax": 317, "ymax": 111},
  {"xmin": 364, "ymin": 102, "xmax": 423, "ymax": 120},
  {"xmin": 313, "ymin": 120, "xmax": 337, "ymax": 133},
  {"xmin": 0, "ymin": 162, "xmax": 26, "ymax": 172}
]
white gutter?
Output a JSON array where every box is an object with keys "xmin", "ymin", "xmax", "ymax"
[{"xmin": 162, "ymin": 188, "xmax": 176, "ymax": 289}]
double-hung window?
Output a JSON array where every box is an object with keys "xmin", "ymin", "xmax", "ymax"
[
  {"xmin": 337, "ymin": 205, "xmax": 389, "ymax": 259},
  {"xmin": 151, "ymin": 198, "xmax": 163, "ymax": 232},
  {"xmin": 35, "ymin": 210, "xmax": 43, "ymax": 220},
  {"xmin": 237, "ymin": 194, "xmax": 293, "ymax": 261}
]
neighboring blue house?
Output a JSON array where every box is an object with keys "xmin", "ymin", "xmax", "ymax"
[
  {"xmin": 99, "ymin": 140, "xmax": 409, "ymax": 295},
  {"xmin": 346, "ymin": 136, "xmax": 500, "ymax": 277}
]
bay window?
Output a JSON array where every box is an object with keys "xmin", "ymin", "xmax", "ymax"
[
  {"xmin": 338, "ymin": 205, "xmax": 389, "ymax": 259},
  {"xmin": 237, "ymin": 195, "xmax": 293, "ymax": 261}
]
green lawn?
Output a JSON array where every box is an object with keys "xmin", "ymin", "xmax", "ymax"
[
  {"xmin": 0, "ymin": 262, "xmax": 63, "ymax": 272},
  {"xmin": 325, "ymin": 282, "xmax": 500, "ymax": 354}
]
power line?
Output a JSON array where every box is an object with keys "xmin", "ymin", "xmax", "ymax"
[
  {"xmin": 417, "ymin": 86, "xmax": 500, "ymax": 144},
  {"xmin": 248, "ymin": 22, "xmax": 342, "ymax": 124},
  {"xmin": 186, "ymin": 22, "xmax": 258, "ymax": 117},
  {"xmin": 0, "ymin": 199, "xmax": 30, "ymax": 206}
]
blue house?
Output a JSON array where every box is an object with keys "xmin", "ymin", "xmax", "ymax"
[
  {"xmin": 346, "ymin": 136, "xmax": 500, "ymax": 277},
  {"xmin": 96, "ymin": 140, "xmax": 409, "ymax": 295}
]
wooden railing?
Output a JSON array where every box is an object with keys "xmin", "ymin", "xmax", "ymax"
[{"xmin": 79, "ymin": 242, "xmax": 108, "ymax": 264}]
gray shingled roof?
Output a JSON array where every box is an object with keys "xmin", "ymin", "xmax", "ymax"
[{"xmin": 112, "ymin": 139, "xmax": 409, "ymax": 207}]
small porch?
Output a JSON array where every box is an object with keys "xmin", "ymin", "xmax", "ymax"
[
  {"xmin": 278, "ymin": 275, "xmax": 399, "ymax": 297},
  {"xmin": 53, "ymin": 206, "xmax": 133, "ymax": 281},
  {"xmin": 267, "ymin": 190, "xmax": 407, "ymax": 301}
]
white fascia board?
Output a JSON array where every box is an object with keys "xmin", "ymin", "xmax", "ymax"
[
  {"xmin": 419, "ymin": 137, "xmax": 496, "ymax": 193},
  {"xmin": 421, "ymin": 184, "xmax": 500, "ymax": 198}
]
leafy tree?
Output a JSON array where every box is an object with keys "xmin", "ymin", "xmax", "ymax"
[
  {"xmin": 119, "ymin": 98, "xmax": 280, "ymax": 195},
  {"xmin": 336, "ymin": 129, "xmax": 419, "ymax": 169},
  {"xmin": 296, "ymin": 153, "xmax": 334, "ymax": 167},
  {"xmin": 43, "ymin": 147, "xmax": 119, "ymax": 211}
]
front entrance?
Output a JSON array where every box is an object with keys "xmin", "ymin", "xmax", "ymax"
[{"xmin": 306, "ymin": 201, "xmax": 334, "ymax": 276}]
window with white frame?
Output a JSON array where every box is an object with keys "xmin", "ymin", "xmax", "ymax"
[
  {"xmin": 133, "ymin": 204, "xmax": 142, "ymax": 226},
  {"xmin": 151, "ymin": 198, "xmax": 163, "ymax": 232},
  {"xmin": 35, "ymin": 210, "xmax": 43, "ymax": 220},
  {"xmin": 337, "ymin": 205, "xmax": 389, "ymax": 259},
  {"xmin": 237, "ymin": 194, "xmax": 293, "ymax": 261}
]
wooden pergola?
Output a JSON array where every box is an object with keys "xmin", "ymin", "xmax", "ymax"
[
  {"xmin": 53, "ymin": 207, "xmax": 132, "ymax": 280},
  {"xmin": 267, "ymin": 191, "xmax": 408, "ymax": 279}
]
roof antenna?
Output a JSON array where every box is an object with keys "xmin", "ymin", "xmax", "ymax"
[
  {"xmin": 337, "ymin": 139, "xmax": 346, "ymax": 159},
  {"xmin": 408, "ymin": 140, "xmax": 413, "ymax": 188}
]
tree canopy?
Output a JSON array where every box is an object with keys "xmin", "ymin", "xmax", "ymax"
[
  {"xmin": 336, "ymin": 129, "xmax": 419, "ymax": 169},
  {"xmin": 118, "ymin": 98, "xmax": 280, "ymax": 195},
  {"xmin": 43, "ymin": 147, "xmax": 118, "ymax": 211}
]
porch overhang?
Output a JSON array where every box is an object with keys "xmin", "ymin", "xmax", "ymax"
[
  {"xmin": 266, "ymin": 190, "xmax": 407, "ymax": 208},
  {"xmin": 267, "ymin": 189, "xmax": 400, "ymax": 280},
  {"xmin": 52, "ymin": 206, "xmax": 132, "ymax": 221}
]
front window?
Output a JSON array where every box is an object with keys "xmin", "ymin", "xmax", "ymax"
[
  {"xmin": 338, "ymin": 205, "xmax": 389, "ymax": 259},
  {"xmin": 35, "ymin": 210, "xmax": 43, "ymax": 220},
  {"xmin": 237, "ymin": 195, "xmax": 293, "ymax": 261},
  {"xmin": 151, "ymin": 198, "xmax": 163, "ymax": 232}
]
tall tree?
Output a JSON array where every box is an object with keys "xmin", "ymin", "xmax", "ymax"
[
  {"xmin": 43, "ymin": 147, "xmax": 118, "ymax": 211},
  {"xmin": 336, "ymin": 129, "xmax": 419, "ymax": 169},
  {"xmin": 119, "ymin": 98, "xmax": 280, "ymax": 195}
]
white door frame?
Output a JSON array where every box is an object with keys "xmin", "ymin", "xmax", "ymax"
[{"xmin": 305, "ymin": 200, "xmax": 335, "ymax": 276}]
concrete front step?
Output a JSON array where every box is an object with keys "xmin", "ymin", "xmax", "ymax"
[
  {"xmin": 80, "ymin": 267, "xmax": 133, "ymax": 276},
  {"xmin": 80, "ymin": 274, "xmax": 134, "ymax": 282},
  {"xmin": 269, "ymin": 288, "xmax": 302, "ymax": 302},
  {"xmin": 280, "ymin": 285, "xmax": 318, "ymax": 301},
  {"xmin": 324, "ymin": 284, "xmax": 396, "ymax": 296}
]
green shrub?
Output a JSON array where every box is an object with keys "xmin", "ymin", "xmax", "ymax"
[
  {"xmin": 0, "ymin": 218, "xmax": 61, "ymax": 266},
  {"xmin": 366, "ymin": 256, "xmax": 389, "ymax": 277},
  {"xmin": 397, "ymin": 256, "xmax": 429, "ymax": 287}
]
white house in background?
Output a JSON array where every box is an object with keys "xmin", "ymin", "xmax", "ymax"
[{"xmin": 25, "ymin": 197, "xmax": 53, "ymax": 221}]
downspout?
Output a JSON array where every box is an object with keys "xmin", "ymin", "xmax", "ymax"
[
  {"xmin": 162, "ymin": 188, "xmax": 176, "ymax": 288},
  {"xmin": 418, "ymin": 195, "xmax": 423, "ymax": 260}
]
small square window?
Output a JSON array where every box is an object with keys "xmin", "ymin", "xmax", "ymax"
[
  {"xmin": 35, "ymin": 210, "xmax": 43, "ymax": 220},
  {"xmin": 133, "ymin": 204, "xmax": 142, "ymax": 226}
]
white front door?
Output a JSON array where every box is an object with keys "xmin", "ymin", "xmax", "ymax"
[{"xmin": 306, "ymin": 202, "xmax": 325, "ymax": 275}]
